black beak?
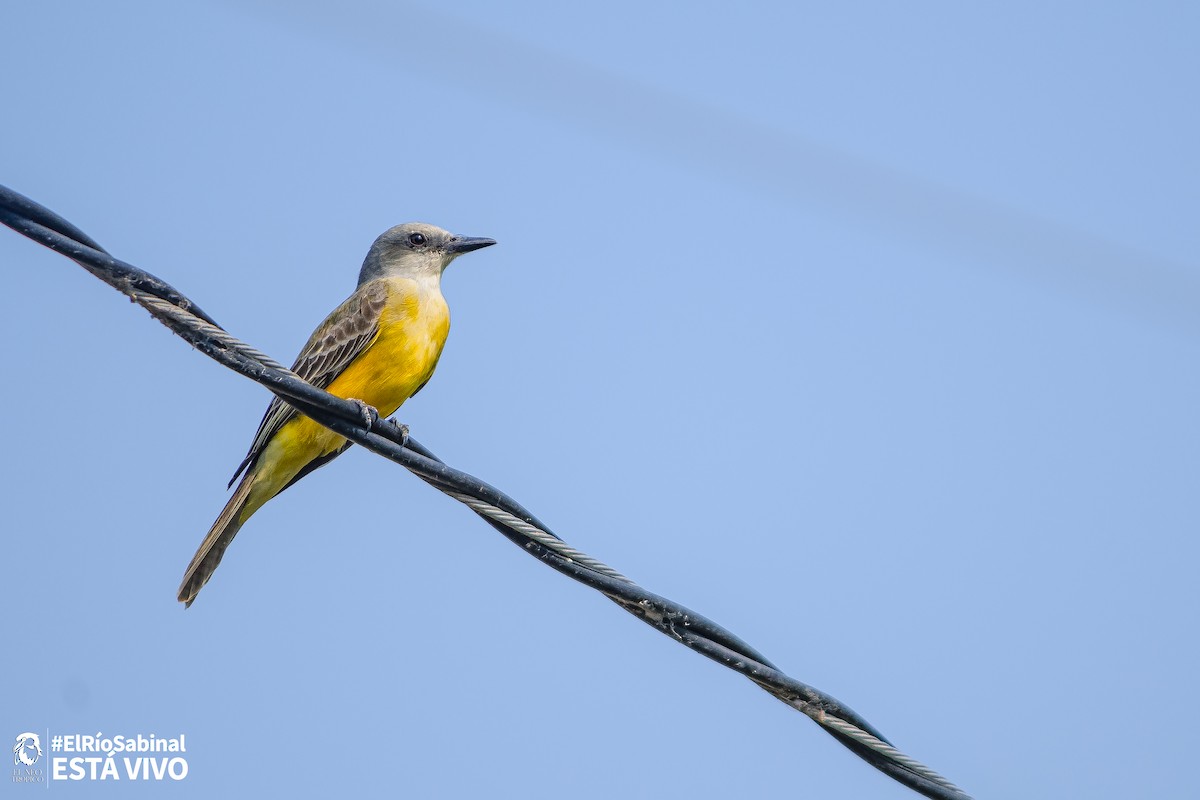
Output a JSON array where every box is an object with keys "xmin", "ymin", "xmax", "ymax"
[{"xmin": 446, "ymin": 235, "xmax": 497, "ymax": 254}]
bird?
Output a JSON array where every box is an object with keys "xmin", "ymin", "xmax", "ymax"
[{"xmin": 177, "ymin": 222, "xmax": 495, "ymax": 607}]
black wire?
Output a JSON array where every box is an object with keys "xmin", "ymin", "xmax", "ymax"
[
  {"xmin": 0, "ymin": 183, "xmax": 972, "ymax": 800},
  {"xmin": 0, "ymin": 204, "xmax": 222, "ymax": 329}
]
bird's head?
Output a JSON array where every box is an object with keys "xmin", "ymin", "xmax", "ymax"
[{"xmin": 358, "ymin": 222, "xmax": 495, "ymax": 284}]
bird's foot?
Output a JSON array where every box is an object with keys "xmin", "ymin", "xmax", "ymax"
[
  {"xmin": 346, "ymin": 398, "xmax": 380, "ymax": 430},
  {"xmin": 383, "ymin": 417, "xmax": 410, "ymax": 447}
]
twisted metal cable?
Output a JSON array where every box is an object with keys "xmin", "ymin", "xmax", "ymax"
[
  {"xmin": 442, "ymin": 489, "xmax": 631, "ymax": 582},
  {"xmin": 0, "ymin": 184, "xmax": 972, "ymax": 800}
]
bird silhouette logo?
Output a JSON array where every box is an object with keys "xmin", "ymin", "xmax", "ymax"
[{"xmin": 13, "ymin": 733, "xmax": 42, "ymax": 766}]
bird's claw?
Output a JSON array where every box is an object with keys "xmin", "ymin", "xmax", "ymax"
[
  {"xmin": 344, "ymin": 400, "xmax": 408, "ymax": 447},
  {"xmin": 347, "ymin": 398, "xmax": 380, "ymax": 430},
  {"xmin": 384, "ymin": 417, "xmax": 410, "ymax": 447}
]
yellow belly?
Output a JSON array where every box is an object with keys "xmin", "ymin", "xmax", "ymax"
[{"xmin": 242, "ymin": 278, "xmax": 450, "ymax": 518}]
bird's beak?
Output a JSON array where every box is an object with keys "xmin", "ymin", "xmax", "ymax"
[{"xmin": 446, "ymin": 236, "xmax": 497, "ymax": 254}]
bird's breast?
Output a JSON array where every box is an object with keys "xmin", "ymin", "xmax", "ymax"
[{"xmin": 324, "ymin": 277, "xmax": 450, "ymax": 416}]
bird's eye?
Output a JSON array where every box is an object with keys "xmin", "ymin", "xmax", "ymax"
[{"xmin": 408, "ymin": 232, "xmax": 427, "ymax": 246}]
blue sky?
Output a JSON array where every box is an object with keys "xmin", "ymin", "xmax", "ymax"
[{"xmin": 2, "ymin": 2, "xmax": 1198, "ymax": 798}]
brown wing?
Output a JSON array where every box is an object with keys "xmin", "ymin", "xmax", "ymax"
[{"xmin": 226, "ymin": 280, "xmax": 389, "ymax": 487}]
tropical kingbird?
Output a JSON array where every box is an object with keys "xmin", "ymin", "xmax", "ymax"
[{"xmin": 177, "ymin": 223, "xmax": 495, "ymax": 607}]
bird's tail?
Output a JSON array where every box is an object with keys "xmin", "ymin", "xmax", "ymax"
[{"xmin": 177, "ymin": 473, "xmax": 260, "ymax": 608}]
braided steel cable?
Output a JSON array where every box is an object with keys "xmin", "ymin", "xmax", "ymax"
[{"xmin": 0, "ymin": 184, "xmax": 971, "ymax": 800}]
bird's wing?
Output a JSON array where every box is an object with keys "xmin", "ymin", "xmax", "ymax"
[{"xmin": 227, "ymin": 279, "xmax": 390, "ymax": 487}]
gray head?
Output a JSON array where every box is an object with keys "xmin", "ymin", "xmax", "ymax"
[{"xmin": 358, "ymin": 222, "xmax": 496, "ymax": 285}]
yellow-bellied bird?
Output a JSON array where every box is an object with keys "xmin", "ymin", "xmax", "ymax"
[{"xmin": 177, "ymin": 223, "xmax": 495, "ymax": 607}]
